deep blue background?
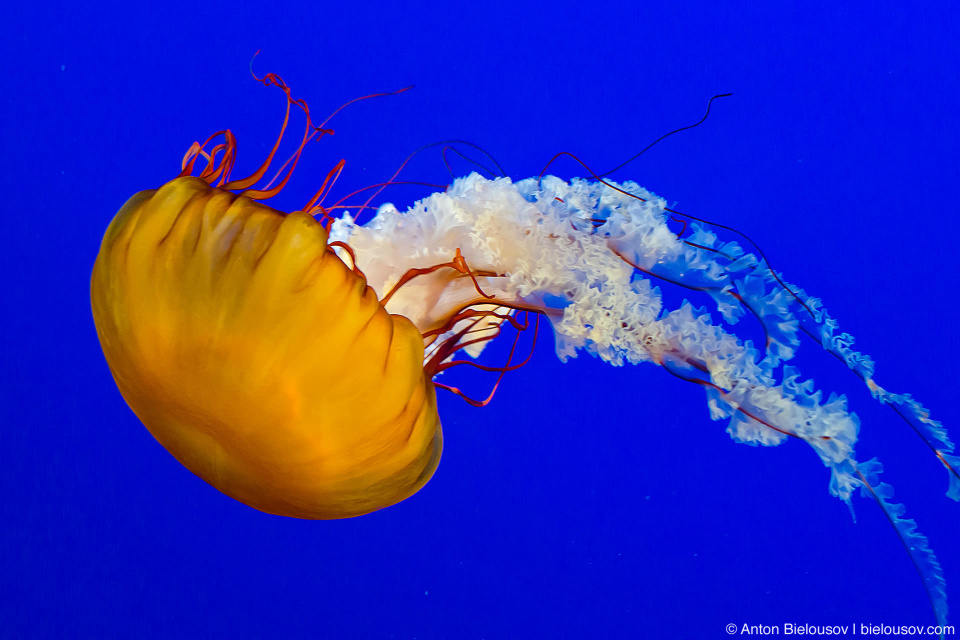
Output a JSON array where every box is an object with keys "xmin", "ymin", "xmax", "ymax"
[{"xmin": 3, "ymin": 2, "xmax": 959, "ymax": 638}]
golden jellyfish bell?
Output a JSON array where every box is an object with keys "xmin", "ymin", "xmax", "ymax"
[{"xmin": 91, "ymin": 75, "xmax": 443, "ymax": 519}]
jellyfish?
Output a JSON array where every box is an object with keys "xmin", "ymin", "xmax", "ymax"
[{"xmin": 91, "ymin": 71, "xmax": 958, "ymax": 628}]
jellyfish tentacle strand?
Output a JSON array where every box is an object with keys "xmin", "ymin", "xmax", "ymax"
[{"xmin": 856, "ymin": 462, "xmax": 949, "ymax": 630}]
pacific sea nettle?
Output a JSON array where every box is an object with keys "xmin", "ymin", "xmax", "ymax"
[{"xmin": 92, "ymin": 72, "xmax": 958, "ymax": 626}]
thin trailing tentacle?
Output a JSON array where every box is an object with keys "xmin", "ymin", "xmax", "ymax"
[{"xmin": 858, "ymin": 460, "xmax": 949, "ymax": 628}]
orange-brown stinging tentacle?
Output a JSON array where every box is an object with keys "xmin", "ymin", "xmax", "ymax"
[
  {"xmin": 180, "ymin": 142, "xmax": 203, "ymax": 175},
  {"xmin": 451, "ymin": 249, "xmax": 496, "ymax": 300},
  {"xmin": 222, "ymin": 72, "xmax": 301, "ymax": 192},
  {"xmin": 215, "ymin": 130, "xmax": 239, "ymax": 186},
  {"xmin": 178, "ymin": 59, "xmax": 415, "ymax": 208},
  {"xmin": 433, "ymin": 313, "xmax": 540, "ymax": 407},
  {"xmin": 359, "ymin": 245, "xmax": 546, "ymax": 399},
  {"xmin": 327, "ymin": 241, "xmax": 363, "ymax": 277},
  {"xmin": 359, "ymin": 144, "xmax": 422, "ymax": 214},
  {"xmin": 342, "ymin": 141, "xmax": 501, "ymax": 221},
  {"xmin": 423, "ymin": 314, "xmax": 509, "ymax": 367},
  {"xmin": 325, "ymin": 181, "xmax": 448, "ymax": 219},
  {"xmin": 380, "ymin": 248, "xmax": 498, "ymax": 308},
  {"xmin": 303, "ymin": 159, "xmax": 347, "ymax": 214},
  {"xmin": 421, "ymin": 307, "xmax": 531, "ymax": 344},
  {"xmin": 423, "ymin": 303, "xmax": 541, "ymax": 373},
  {"xmin": 435, "ymin": 313, "xmax": 540, "ymax": 375},
  {"xmin": 237, "ymin": 86, "xmax": 322, "ymax": 200},
  {"xmin": 316, "ymin": 85, "xmax": 413, "ymax": 130},
  {"xmin": 428, "ymin": 312, "xmax": 505, "ymax": 363},
  {"xmin": 224, "ymin": 71, "xmax": 408, "ymax": 200},
  {"xmin": 180, "ymin": 130, "xmax": 231, "ymax": 178},
  {"xmin": 198, "ymin": 142, "xmax": 228, "ymax": 182}
]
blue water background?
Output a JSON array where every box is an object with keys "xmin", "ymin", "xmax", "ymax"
[{"xmin": 3, "ymin": 3, "xmax": 959, "ymax": 638}]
